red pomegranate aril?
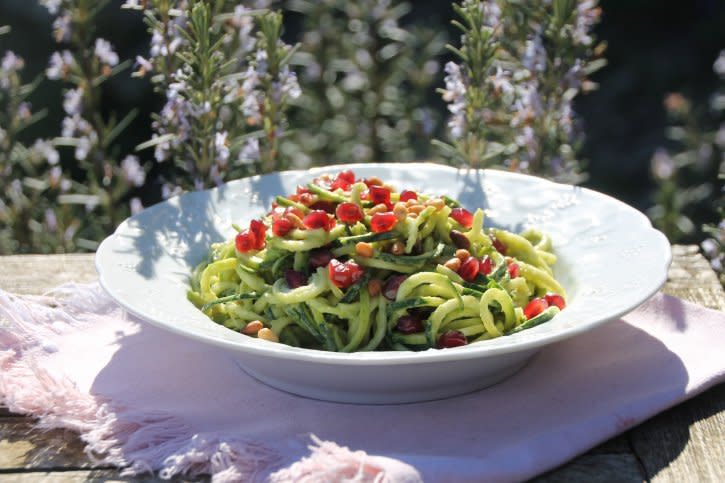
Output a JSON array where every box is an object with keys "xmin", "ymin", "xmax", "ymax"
[
  {"xmin": 369, "ymin": 185, "xmax": 391, "ymax": 206},
  {"xmin": 284, "ymin": 269, "xmax": 308, "ymax": 289},
  {"xmin": 524, "ymin": 297, "xmax": 549, "ymax": 319},
  {"xmin": 327, "ymin": 259, "xmax": 365, "ymax": 289},
  {"xmin": 272, "ymin": 217, "xmax": 294, "ymax": 237},
  {"xmin": 396, "ymin": 315, "xmax": 424, "ymax": 334},
  {"xmin": 303, "ymin": 210, "xmax": 334, "ymax": 231},
  {"xmin": 370, "ymin": 212, "xmax": 398, "ymax": 233},
  {"xmin": 330, "ymin": 178, "xmax": 350, "ymax": 191},
  {"xmin": 399, "ymin": 190, "xmax": 418, "ymax": 202},
  {"xmin": 458, "ymin": 256, "xmax": 480, "ymax": 282},
  {"xmin": 383, "ymin": 274, "xmax": 407, "ymax": 300},
  {"xmin": 508, "ymin": 262, "xmax": 520, "ymax": 279},
  {"xmin": 249, "ymin": 219, "xmax": 267, "ymax": 249},
  {"xmin": 309, "ymin": 248, "xmax": 333, "ymax": 269},
  {"xmin": 544, "ymin": 293, "xmax": 566, "ymax": 310},
  {"xmin": 336, "ymin": 202, "xmax": 363, "ymax": 224},
  {"xmin": 296, "ymin": 185, "xmax": 310, "ymax": 195},
  {"xmin": 437, "ymin": 330, "xmax": 468, "ymax": 349},
  {"xmin": 330, "ymin": 170, "xmax": 355, "ymax": 191},
  {"xmin": 235, "ymin": 230, "xmax": 256, "ymax": 253},
  {"xmin": 450, "ymin": 208, "xmax": 474, "ymax": 228},
  {"xmin": 298, "ymin": 192, "xmax": 317, "ymax": 206},
  {"xmin": 492, "ymin": 238, "xmax": 507, "ymax": 254},
  {"xmin": 449, "ymin": 230, "xmax": 470, "ymax": 249},
  {"xmin": 338, "ymin": 170, "xmax": 355, "ymax": 183},
  {"xmin": 479, "ymin": 256, "xmax": 493, "ymax": 276}
]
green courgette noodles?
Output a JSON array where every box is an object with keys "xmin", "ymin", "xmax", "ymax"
[{"xmin": 188, "ymin": 170, "xmax": 567, "ymax": 352}]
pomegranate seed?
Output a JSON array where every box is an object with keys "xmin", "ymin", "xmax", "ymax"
[
  {"xmin": 310, "ymin": 200, "xmax": 336, "ymax": 214},
  {"xmin": 449, "ymin": 230, "xmax": 470, "ymax": 249},
  {"xmin": 327, "ymin": 259, "xmax": 365, "ymax": 289},
  {"xmin": 450, "ymin": 208, "xmax": 474, "ymax": 229},
  {"xmin": 508, "ymin": 262, "xmax": 520, "ymax": 279},
  {"xmin": 492, "ymin": 238, "xmax": 507, "ymax": 254},
  {"xmin": 330, "ymin": 179, "xmax": 349, "ymax": 191},
  {"xmin": 296, "ymin": 185, "xmax": 310, "ymax": 195},
  {"xmin": 272, "ymin": 217, "xmax": 294, "ymax": 237},
  {"xmin": 303, "ymin": 210, "xmax": 335, "ymax": 231},
  {"xmin": 336, "ymin": 202, "xmax": 364, "ymax": 224},
  {"xmin": 330, "ymin": 170, "xmax": 356, "ymax": 191},
  {"xmin": 457, "ymin": 256, "xmax": 480, "ymax": 282},
  {"xmin": 437, "ymin": 330, "xmax": 467, "ymax": 348},
  {"xmin": 544, "ymin": 293, "xmax": 566, "ymax": 310},
  {"xmin": 383, "ymin": 274, "xmax": 407, "ymax": 300},
  {"xmin": 479, "ymin": 256, "xmax": 493, "ymax": 275},
  {"xmin": 369, "ymin": 185, "xmax": 391, "ymax": 206},
  {"xmin": 370, "ymin": 212, "xmax": 398, "ymax": 233},
  {"xmin": 338, "ymin": 170, "xmax": 356, "ymax": 183},
  {"xmin": 399, "ymin": 190, "xmax": 418, "ymax": 202},
  {"xmin": 235, "ymin": 230, "xmax": 256, "ymax": 253},
  {"xmin": 396, "ymin": 315, "xmax": 424, "ymax": 334},
  {"xmin": 309, "ymin": 248, "xmax": 333, "ymax": 269},
  {"xmin": 297, "ymin": 192, "xmax": 317, "ymax": 206},
  {"xmin": 284, "ymin": 269, "xmax": 308, "ymax": 289},
  {"xmin": 524, "ymin": 297, "xmax": 549, "ymax": 319},
  {"xmin": 249, "ymin": 219, "xmax": 267, "ymax": 250}
]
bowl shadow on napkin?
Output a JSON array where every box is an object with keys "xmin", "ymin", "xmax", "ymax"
[{"xmin": 86, "ymin": 308, "xmax": 692, "ymax": 480}]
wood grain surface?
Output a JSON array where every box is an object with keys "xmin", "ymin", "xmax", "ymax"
[{"xmin": 0, "ymin": 246, "xmax": 723, "ymax": 482}]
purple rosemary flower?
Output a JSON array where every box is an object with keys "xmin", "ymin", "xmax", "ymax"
[
  {"xmin": 47, "ymin": 50, "xmax": 75, "ymax": 80},
  {"xmin": 94, "ymin": 38, "xmax": 119, "ymax": 67},
  {"xmin": 32, "ymin": 139, "xmax": 60, "ymax": 165},
  {"xmin": 121, "ymin": 155, "xmax": 146, "ymax": 187}
]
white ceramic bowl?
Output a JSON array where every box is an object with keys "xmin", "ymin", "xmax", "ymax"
[{"xmin": 96, "ymin": 163, "xmax": 671, "ymax": 404}]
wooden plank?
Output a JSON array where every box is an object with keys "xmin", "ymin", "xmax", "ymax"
[
  {"xmin": 532, "ymin": 453, "xmax": 644, "ymax": 482},
  {"xmin": 0, "ymin": 254, "xmax": 97, "ymax": 295},
  {"xmin": 630, "ymin": 384, "xmax": 725, "ymax": 482},
  {"xmin": 0, "ymin": 470, "xmax": 171, "ymax": 482},
  {"xmin": 0, "ymin": 420, "xmax": 92, "ymax": 470}
]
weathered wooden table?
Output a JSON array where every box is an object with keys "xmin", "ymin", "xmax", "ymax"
[{"xmin": 1, "ymin": 245, "xmax": 723, "ymax": 482}]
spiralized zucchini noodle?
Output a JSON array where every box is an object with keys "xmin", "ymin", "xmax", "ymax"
[{"xmin": 188, "ymin": 170, "xmax": 567, "ymax": 351}]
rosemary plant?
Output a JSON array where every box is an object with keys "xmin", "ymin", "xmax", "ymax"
[
  {"xmin": 42, "ymin": 0, "xmax": 143, "ymax": 247},
  {"xmin": 436, "ymin": 0, "xmax": 604, "ymax": 183},
  {"xmin": 650, "ymin": 51, "xmax": 724, "ymax": 282},
  {"xmin": 285, "ymin": 0, "xmax": 445, "ymax": 166},
  {"xmin": 129, "ymin": 0, "xmax": 299, "ymax": 194},
  {"xmin": 0, "ymin": 26, "xmax": 77, "ymax": 254}
]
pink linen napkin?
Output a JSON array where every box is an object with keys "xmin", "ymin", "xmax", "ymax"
[{"xmin": 1, "ymin": 283, "xmax": 724, "ymax": 483}]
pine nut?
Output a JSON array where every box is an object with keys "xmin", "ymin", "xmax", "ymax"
[
  {"xmin": 407, "ymin": 204, "xmax": 424, "ymax": 214},
  {"xmin": 286, "ymin": 213, "xmax": 306, "ymax": 229},
  {"xmin": 426, "ymin": 198, "xmax": 445, "ymax": 210},
  {"xmin": 355, "ymin": 241, "xmax": 374, "ymax": 257},
  {"xmin": 368, "ymin": 203, "xmax": 388, "ymax": 215},
  {"xmin": 257, "ymin": 328, "xmax": 279, "ymax": 342},
  {"xmin": 242, "ymin": 320, "xmax": 263, "ymax": 335},
  {"xmin": 393, "ymin": 202, "xmax": 408, "ymax": 221},
  {"xmin": 455, "ymin": 249, "xmax": 471, "ymax": 261},
  {"xmin": 365, "ymin": 176, "xmax": 383, "ymax": 186},
  {"xmin": 444, "ymin": 258, "xmax": 462, "ymax": 271}
]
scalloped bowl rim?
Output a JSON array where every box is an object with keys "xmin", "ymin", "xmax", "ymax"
[{"xmin": 96, "ymin": 162, "xmax": 672, "ymax": 366}]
